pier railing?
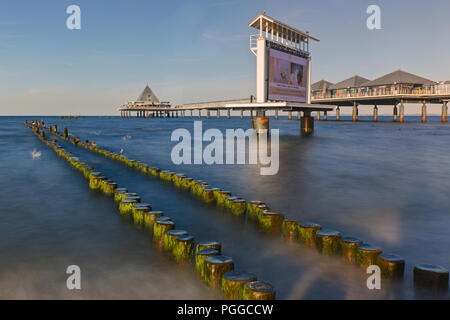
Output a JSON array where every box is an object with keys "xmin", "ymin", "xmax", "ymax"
[{"xmin": 312, "ymin": 87, "xmax": 450, "ymax": 101}]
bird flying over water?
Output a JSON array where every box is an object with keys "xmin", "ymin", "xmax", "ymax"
[{"xmin": 31, "ymin": 149, "xmax": 41, "ymax": 160}]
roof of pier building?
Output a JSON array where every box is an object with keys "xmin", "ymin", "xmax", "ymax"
[
  {"xmin": 328, "ymin": 75, "xmax": 370, "ymax": 90},
  {"xmin": 137, "ymin": 85, "xmax": 160, "ymax": 103},
  {"xmin": 360, "ymin": 69, "xmax": 435, "ymax": 87},
  {"xmin": 311, "ymin": 80, "xmax": 334, "ymax": 92},
  {"xmin": 248, "ymin": 13, "xmax": 320, "ymax": 42}
]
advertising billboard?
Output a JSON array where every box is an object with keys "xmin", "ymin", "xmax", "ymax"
[{"xmin": 268, "ymin": 48, "xmax": 308, "ymax": 103}]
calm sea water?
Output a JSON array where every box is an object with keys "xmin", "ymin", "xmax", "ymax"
[{"xmin": 0, "ymin": 115, "xmax": 449, "ymax": 299}]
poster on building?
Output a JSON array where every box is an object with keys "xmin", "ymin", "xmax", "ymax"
[{"xmin": 268, "ymin": 48, "xmax": 307, "ymax": 103}]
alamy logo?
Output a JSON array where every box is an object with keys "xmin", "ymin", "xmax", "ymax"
[
  {"xmin": 366, "ymin": 5, "xmax": 381, "ymax": 30},
  {"xmin": 170, "ymin": 121, "xmax": 279, "ymax": 175},
  {"xmin": 366, "ymin": 265, "xmax": 381, "ymax": 290},
  {"xmin": 66, "ymin": 265, "xmax": 81, "ymax": 290},
  {"xmin": 66, "ymin": 5, "xmax": 81, "ymax": 30}
]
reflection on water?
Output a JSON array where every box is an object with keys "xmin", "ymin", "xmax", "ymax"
[{"xmin": 0, "ymin": 116, "xmax": 449, "ymax": 299}]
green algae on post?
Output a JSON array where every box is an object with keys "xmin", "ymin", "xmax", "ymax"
[
  {"xmin": 376, "ymin": 253, "xmax": 405, "ymax": 279},
  {"xmin": 88, "ymin": 174, "xmax": 104, "ymax": 191},
  {"xmin": 102, "ymin": 182, "xmax": 117, "ymax": 196},
  {"xmin": 216, "ymin": 191, "xmax": 232, "ymax": 206},
  {"xmin": 118, "ymin": 199, "xmax": 137, "ymax": 215},
  {"xmin": 356, "ymin": 243, "xmax": 382, "ymax": 268},
  {"xmin": 195, "ymin": 249, "xmax": 219, "ymax": 278},
  {"xmin": 224, "ymin": 196, "xmax": 240, "ymax": 210},
  {"xmin": 202, "ymin": 188, "xmax": 218, "ymax": 203},
  {"xmin": 132, "ymin": 204, "xmax": 151, "ymax": 226},
  {"xmin": 153, "ymin": 220, "xmax": 175, "ymax": 244},
  {"xmin": 315, "ymin": 229, "xmax": 342, "ymax": 255},
  {"xmin": 231, "ymin": 199, "xmax": 247, "ymax": 216},
  {"xmin": 340, "ymin": 237, "xmax": 362, "ymax": 263},
  {"xmin": 181, "ymin": 177, "xmax": 194, "ymax": 190},
  {"xmin": 163, "ymin": 229, "xmax": 188, "ymax": 252},
  {"xmin": 298, "ymin": 222, "xmax": 322, "ymax": 246},
  {"xmin": 242, "ymin": 281, "xmax": 276, "ymax": 300},
  {"xmin": 114, "ymin": 189, "xmax": 128, "ymax": 202},
  {"xmin": 247, "ymin": 201, "xmax": 264, "ymax": 220},
  {"xmin": 221, "ymin": 271, "xmax": 257, "ymax": 300},
  {"xmin": 192, "ymin": 182, "xmax": 208, "ymax": 196},
  {"xmin": 413, "ymin": 264, "xmax": 449, "ymax": 292},
  {"xmin": 203, "ymin": 255, "xmax": 234, "ymax": 288},
  {"xmin": 281, "ymin": 220, "xmax": 299, "ymax": 240},
  {"xmin": 196, "ymin": 241, "xmax": 221, "ymax": 255},
  {"xmin": 143, "ymin": 211, "xmax": 164, "ymax": 230},
  {"xmin": 259, "ymin": 211, "xmax": 284, "ymax": 233},
  {"xmin": 254, "ymin": 204, "xmax": 269, "ymax": 222},
  {"xmin": 173, "ymin": 235, "xmax": 195, "ymax": 264}
]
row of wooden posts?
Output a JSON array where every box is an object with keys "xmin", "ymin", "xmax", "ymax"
[
  {"xmin": 26, "ymin": 120, "xmax": 275, "ymax": 300},
  {"xmin": 26, "ymin": 119, "xmax": 450, "ymax": 295}
]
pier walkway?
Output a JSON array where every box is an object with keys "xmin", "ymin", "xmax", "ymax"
[{"xmin": 310, "ymin": 70, "xmax": 450, "ymax": 122}]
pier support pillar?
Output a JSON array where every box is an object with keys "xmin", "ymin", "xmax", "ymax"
[
  {"xmin": 227, "ymin": 109, "xmax": 231, "ymax": 119},
  {"xmin": 301, "ymin": 111, "xmax": 314, "ymax": 136},
  {"xmin": 336, "ymin": 107, "xmax": 340, "ymax": 121},
  {"xmin": 288, "ymin": 111, "xmax": 292, "ymax": 120},
  {"xmin": 421, "ymin": 102, "xmax": 427, "ymax": 123},
  {"xmin": 207, "ymin": 110, "xmax": 210, "ymax": 119},
  {"xmin": 399, "ymin": 101, "xmax": 405, "ymax": 123},
  {"xmin": 297, "ymin": 111, "xmax": 301, "ymax": 120},
  {"xmin": 317, "ymin": 111, "xmax": 320, "ymax": 121},
  {"xmin": 373, "ymin": 106, "xmax": 378, "ymax": 122},
  {"xmin": 240, "ymin": 110, "xmax": 244, "ymax": 120},
  {"xmin": 393, "ymin": 105, "xmax": 398, "ymax": 122},
  {"xmin": 274, "ymin": 110, "xmax": 278, "ymax": 120},
  {"xmin": 323, "ymin": 111, "xmax": 327, "ymax": 121},
  {"xmin": 216, "ymin": 110, "xmax": 220, "ymax": 119},
  {"xmin": 252, "ymin": 115, "xmax": 269, "ymax": 134},
  {"xmin": 198, "ymin": 110, "xmax": 201, "ymax": 118},
  {"xmin": 352, "ymin": 103, "xmax": 358, "ymax": 122},
  {"xmin": 441, "ymin": 101, "xmax": 448, "ymax": 123}
]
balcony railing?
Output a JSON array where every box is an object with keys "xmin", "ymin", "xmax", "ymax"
[{"xmin": 312, "ymin": 87, "xmax": 450, "ymax": 101}]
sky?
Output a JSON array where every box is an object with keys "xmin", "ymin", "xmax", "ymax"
[{"xmin": 0, "ymin": 0, "xmax": 449, "ymax": 115}]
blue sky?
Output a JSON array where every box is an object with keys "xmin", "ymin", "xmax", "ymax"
[{"xmin": 0, "ymin": 0, "xmax": 449, "ymax": 115}]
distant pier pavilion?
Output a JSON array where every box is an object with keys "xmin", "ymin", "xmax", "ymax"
[
  {"xmin": 119, "ymin": 85, "xmax": 171, "ymax": 118},
  {"xmin": 311, "ymin": 70, "xmax": 450, "ymax": 122}
]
